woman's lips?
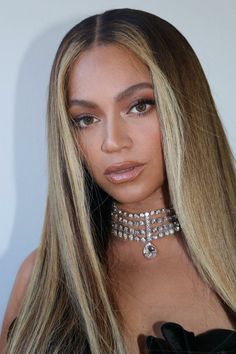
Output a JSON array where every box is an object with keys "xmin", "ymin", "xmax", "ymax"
[{"xmin": 104, "ymin": 164, "xmax": 145, "ymax": 184}]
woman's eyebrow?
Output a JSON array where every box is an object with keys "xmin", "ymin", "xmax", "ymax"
[
  {"xmin": 68, "ymin": 82, "xmax": 153, "ymax": 108},
  {"xmin": 115, "ymin": 82, "xmax": 153, "ymax": 102},
  {"xmin": 69, "ymin": 99, "xmax": 97, "ymax": 109}
]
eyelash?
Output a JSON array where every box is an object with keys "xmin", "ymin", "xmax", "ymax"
[
  {"xmin": 129, "ymin": 98, "xmax": 156, "ymax": 116},
  {"xmin": 71, "ymin": 98, "xmax": 156, "ymax": 129}
]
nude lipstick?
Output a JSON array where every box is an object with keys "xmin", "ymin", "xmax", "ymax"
[{"xmin": 104, "ymin": 161, "xmax": 145, "ymax": 184}]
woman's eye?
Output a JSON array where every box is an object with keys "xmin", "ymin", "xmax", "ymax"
[
  {"xmin": 72, "ymin": 115, "xmax": 99, "ymax": 129},
  {"xmin": 129, "ymin": 99, "xmax": 156, "ymax": 115}
]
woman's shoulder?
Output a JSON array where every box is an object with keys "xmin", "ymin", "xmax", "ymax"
[
  {"xmin": 0, "ymin": 249, "xmax": 37, "ymax": 350},
  {"xmin": 16, "ymin": 248, "xmax": 37, "ymax": 285}
]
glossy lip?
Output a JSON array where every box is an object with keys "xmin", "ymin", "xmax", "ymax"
[{"xmin": 104, "ymin": 161, "xmax": 145, "ymax": 184}]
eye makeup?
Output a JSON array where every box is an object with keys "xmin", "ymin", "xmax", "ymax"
[{"xmin": 70, "ymin": 97, "xmax": 156, "ymax": 129}]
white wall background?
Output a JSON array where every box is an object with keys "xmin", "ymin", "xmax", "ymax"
[{"xmin": 0, "ymin": 0, "xmax": 235, "ymax": 328}]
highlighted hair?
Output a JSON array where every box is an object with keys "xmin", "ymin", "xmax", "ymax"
[{"xmin": 6, "ymin": 8, "xmax": 236, "ymax": 354}]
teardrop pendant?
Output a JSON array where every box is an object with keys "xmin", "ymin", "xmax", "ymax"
[{"xmin": 143, "ymin": 242, "xmax": 157, "ymax": 259}]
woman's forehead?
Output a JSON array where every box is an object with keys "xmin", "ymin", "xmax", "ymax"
[{"xmin": 67, "ymin": 44, "xmax": 152, "ymax": 101}]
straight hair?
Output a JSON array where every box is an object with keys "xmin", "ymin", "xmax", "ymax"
[{"xmin": 6, "ymin": 8, "xmax": 236, "ymax": 354}]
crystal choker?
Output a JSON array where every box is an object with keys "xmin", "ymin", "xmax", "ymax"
[{"xmin": 111, "ymin": 202, "xmax": 181, "ymax": 260}]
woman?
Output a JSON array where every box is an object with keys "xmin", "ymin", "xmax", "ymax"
[{"xmin": 2, "ymin": 8, "xmax": 236, "ymax": 354}]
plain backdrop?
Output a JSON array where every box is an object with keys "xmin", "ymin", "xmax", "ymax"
[{"xmin": 0, "ymin": 0, "xmax": 235, "ymax": 328}]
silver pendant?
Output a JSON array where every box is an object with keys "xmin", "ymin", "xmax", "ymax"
[{"xmin": 143, "ymin": 242, "xmax": 157, "ymax": 259}]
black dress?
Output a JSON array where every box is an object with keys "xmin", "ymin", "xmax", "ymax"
[
  {"xmin": 146, "ymin": 321, "xmax": 236, "ymax": 353},
  {"xmin": 7, "ymin": 318, "xmax": 236, "ymax": 353}
]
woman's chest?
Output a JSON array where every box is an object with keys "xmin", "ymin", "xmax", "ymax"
[{"xmin": 111, "ymin": 255, "xmax": 235, "ymax": 353}]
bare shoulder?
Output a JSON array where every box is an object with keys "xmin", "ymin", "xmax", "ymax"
[
  {"xmin": 15, "ymin": 248, "xmax": 37, "ymax": 287},
  {"xmin": 0, "ymin": 248, "xmax": 37, "ymax": 351}
]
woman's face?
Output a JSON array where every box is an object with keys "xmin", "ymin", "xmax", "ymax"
[{"xmin": 68, "ymin": 45, "xmax": 166, "ymax": 208}]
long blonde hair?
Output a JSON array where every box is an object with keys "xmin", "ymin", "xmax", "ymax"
[{"xmin": 6, "ymin": 8, "xmax": 236, "ymax": 353}]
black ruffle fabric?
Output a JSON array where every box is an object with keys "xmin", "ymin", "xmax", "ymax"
[
  {"xmin": 7, "ymin": 318, "xmax": 17, "ymax": 341},
  {"xmin": 8, "ymin": 318, "xmax": 236, "ymax": 353},
  {"xmin": 146, "ymin": 322, "xmax": 236, "ymax": 353}
]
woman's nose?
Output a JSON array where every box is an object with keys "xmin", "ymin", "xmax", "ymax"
[{"xmin": 101, "ymin": 118, "xmax": 132, "ymax": 153}]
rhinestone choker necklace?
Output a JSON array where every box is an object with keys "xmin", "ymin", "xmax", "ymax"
[{"xmin": 111, "ymin": 202, "xmax": 181, "ymax": 260}]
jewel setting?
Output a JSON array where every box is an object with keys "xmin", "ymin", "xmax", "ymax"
[{"xmin": 111, "ymin": 202, "xmax": 181, "ymax": 260}]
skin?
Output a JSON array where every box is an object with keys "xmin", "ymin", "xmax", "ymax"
[
  {"xmin": 68, "ymin": 45, "xmax": 235, "ymax": 354},
  {"xmin": 68, "ymin": 44, "xmax": 169, "ymax": 212}
]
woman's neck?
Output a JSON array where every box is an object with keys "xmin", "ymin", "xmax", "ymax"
[{"xmin": 114, "ymin": 179, "xmax": 171, "ymax": 214}]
